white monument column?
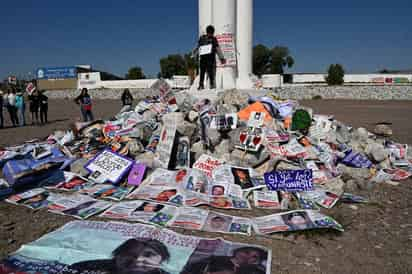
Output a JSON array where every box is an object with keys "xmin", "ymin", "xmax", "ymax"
[
  {"xmin": 212, "ymin": 0, "xmax": 237, "ymax": 89},
  {"xmin": 198, "ymin": 0, "xmax": 212, "ymax": 37},
  {"xmin": 236, "ymin": 0, "xmax": 254, "ymax": 89}
]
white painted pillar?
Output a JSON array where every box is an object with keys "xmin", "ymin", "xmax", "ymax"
[
  {"xmin": 236, "ymin": 0, "xmax": 254, "ymax": 89},
  {"xmin": 212, "ymin": 0, "xmax": 236, "ymax": 89},
  {"xmin": 198, "ymin": 0, "xmax": 212, "ymax": 37}
]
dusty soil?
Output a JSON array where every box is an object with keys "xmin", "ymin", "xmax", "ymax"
[{"xmin": 1, "ymin": 99, "xmax": 412, "ymax": 274}]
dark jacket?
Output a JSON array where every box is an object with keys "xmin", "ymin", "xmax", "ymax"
[
  {"xmin": 121, "ymin": 93, "xmax": 133, "ymax": 106},
  {"xmin": 197, "ymin": 35, "xmax": 224, "ymax": 64}
]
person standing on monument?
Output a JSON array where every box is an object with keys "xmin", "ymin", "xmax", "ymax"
[{"xmin": 196, "ymin": 25, "xmax": 226, "ymax": 90}]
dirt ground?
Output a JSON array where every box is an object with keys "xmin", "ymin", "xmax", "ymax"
[{"xmin": 1, "ymin": 99, "xmax": 412, "ymax": 274}]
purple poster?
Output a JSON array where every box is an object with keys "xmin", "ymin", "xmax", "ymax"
[
  {"xmin": 264, "ymin": 169, "xmax": 314, "ymax": 192},
  {"xmin": 127, "ymin": 162, "xmax": 146, "ymax": 186}
]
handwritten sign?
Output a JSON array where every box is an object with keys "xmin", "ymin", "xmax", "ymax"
[
  {"xmin": 193, "ymin": 154, "xmax": 224, "ymax": 178},
  {"xmin": 157, "ymin": 120, "xmax": 177, "ymax": 169},
  {"xmin": 264, "ymin": 170, "xmax": 313, "ymax": 192},
  {"xmin": 86, "ymin": 150, "xmax": 133, "ymax": 184}
]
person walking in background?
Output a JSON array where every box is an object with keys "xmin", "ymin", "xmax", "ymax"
[
  {"xmin": 75, "ymin": 88, "xmax": 94, "ymax": 122},
  {"xmin": 39, "ymin": 90, "xmax": 48, "ymax": 124},
  {"xmin": 195, "ymin": 25, "xmax": 226, "ymax": 90},
  {"xmin": 15, "ymin": 90, "xmax": 26, "ymax": 127},
  {"xmin": 28, "ymin": 90, "xmax": 40, "ymax": 124},
  {"xmin": 6, "ymin": 89, "xmax": 19, "ymax": 127},
  {"xmin": 0, "ymin": 90, "xmax": 4, "ymax": 129},
  {"xmin": 120, "ymin": 88, "xmax": 133, "ymax": 112}
]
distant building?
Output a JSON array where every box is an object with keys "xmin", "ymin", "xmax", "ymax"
[{"xmin": 36, "ymin": 66, "xmax": 122, "ymax": 91}]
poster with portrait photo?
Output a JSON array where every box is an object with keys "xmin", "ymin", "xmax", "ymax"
[
  {"xmin": 231, "ymin": 167, "xmax": 254, "ymax": 190},
  {"xmin": 0, "ymin": 220, "xmax": 271, "ymax": 274},
  {"xmin": 203, "ymin": 212, "xmax": 233, "ymax": 233},
  {"xmin": 181, "ymin": 238, "xmax": 270, "ymax": 274}
]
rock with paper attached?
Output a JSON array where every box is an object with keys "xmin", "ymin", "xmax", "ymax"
[
  {"xmin": 219, "ymin": 89, "xmax": 249, "ymax": 107},
  {"xmin": 374, "ymin": 123, "xmax": 393, "ymax": 137},
  {"xmin": 335, "ymin": 122, "xmax": 351, "ymax": 144},
  {"xmin": 208, "ymin": 128, "xmax": 222, "ymax": 147},
  {"xmin": 161, "ymin": 112, "xmax": 184, "ymax": 125},
  {"xmin": 229, "ymin": 148, "xmax": 270, "ymax": 167},
  {"xmin": 188, "ymin": 110, "xmax": 199, "ymax": 122},
  {"xmin": 128, "ymin": 139, "xmax": 145, "ymax": 156},
  {"xmin": 70, "ymin": 158, "xmax": 90, "ymax": 177},
  {"xmin": 365, "ymin": 142, "xmax": 389, "ymax": 163},
  {"xmin": 214, "ymin": 139, "xmax": 232, "ymax": 158},
  {"xmin": 352, "ymin": 127, "xmax": 369, "ymax": 144},
  {"xmin": 177, "ymin": 121, "xmax": 197, "ymax": 139},
  {"xmin": 175, "ymin": 91, "xmax": 196, "ymax": 113},
  {"xmin": 135, "ymin": 151, "xmax": 156, "ymax": 169},
  {"xmin": 338, "ymin": 164, "xmax": 371, "ymax": 189}
]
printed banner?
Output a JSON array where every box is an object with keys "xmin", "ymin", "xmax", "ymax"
[{"xmin": 0, "ymin": 221, "xmax": 271, "ymax": 274}]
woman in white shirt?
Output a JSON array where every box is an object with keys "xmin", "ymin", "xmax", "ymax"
[{"xmin": 6, "ymin": 89, "xmax": 19, "ymax": 127}]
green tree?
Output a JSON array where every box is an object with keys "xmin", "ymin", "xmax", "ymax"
[
  {"xmin": 269, "ymin": 46, "xmax": 294, "ymax": 74},
  {"xmin": 125, "ymin": 66, "xmax": 146, "ymax": 80},
  {"xmin": 253, "ymin": 44, "xmax": 271, "ymax": 76},
  {"xmin": 326, "ymin": 64, "xmax": 345, "ymax": 85},
  {"xmin": 160, "ymin": 54, "xmax": 187, "ymax": 79}
]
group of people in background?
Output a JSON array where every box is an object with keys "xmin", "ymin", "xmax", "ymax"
[
  {"xmin": 0, "ymin": 88, "xmax": 48, "ymax": 128},
  {"xmin": 0, "ymin": 87, "xmax": 135, "ymax": 128}
]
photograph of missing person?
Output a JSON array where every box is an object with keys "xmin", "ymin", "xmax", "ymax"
[
  {"xmin": 203, "ymin": 213, "xmax": 232, "ymax": 232},
  {"xmin": 155, "ymin": 189, "xmax": 177, "ymax": 202},
  {"xmin": 67, "ymin": 238, "xmax": 171, "ymax": 274},
  {"xmin": 211, "ymin": 185, "xmax": 225, "ymax": 196},
  {"xmin": 18, "ymin": 193, "xmax": 49, "ymax": 209},
  {"xmin": 281, "ymin": 211, "xmax": 315, "ymax": 231},
  {"xmin": 231, "ymin": 168, "xmax": 254, "ymax": 189},
  {"xmin": 134, "ymin": 202, "xmax": 165, "ymax": 213},
  {"xmin": 181, "ymin": 242, "xmax": 268, "ymax": 274},
  {"xmin": 61, "ymin": 201, "xmax": 96, "ymax": 216}
]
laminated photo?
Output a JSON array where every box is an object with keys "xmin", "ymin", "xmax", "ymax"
[
  {"xmin": 253, "ymin": 210, "xmax": 344, "ymax": 234},
  {"xmin": 253, "ymin": 191, "xmax": 281, "ymax": 209}
]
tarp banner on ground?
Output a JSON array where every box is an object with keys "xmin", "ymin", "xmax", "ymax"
[{"xmin": 0, "ymin": 220, "xmax": 271, "ymax": 274}]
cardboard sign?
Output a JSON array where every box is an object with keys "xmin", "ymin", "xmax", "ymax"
[
  {"xmin": 127, "ymin": 162, "xmax": 146, "ymax": 186},
  {"xmin": 199, "ymin": 44, "xmax": 212, "ymax": 55},
  {"xmin": 247, "ymin": 112, "xmax": 265, "ymax": 128},
  {"xmin": 193, "ymin": 154, "xmax": 224, "ymax": 178},
  {"xmin": 264, "ymin": 170, "xmax": 314, "ymax": 192},
  {"xmin": 25, "ymin": 83, "xmax": 36, "ymax": 95},
  {"xmin": 85, "ymin": 150, "xmax": 133, "ymax": 184}
]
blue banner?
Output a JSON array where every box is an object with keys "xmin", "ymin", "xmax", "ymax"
[
  {"xmin": 264, "ymin": 169, "xmax": 314, "ymax": 192},
  {"xmin": 36, "ymin": 67, "xmax": 77, "ymax": 80}
]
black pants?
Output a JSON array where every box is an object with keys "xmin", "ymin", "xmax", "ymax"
[
  {"xmin": 199, "ymin": 60, "xmax": 216, "ymax": 89},
  {"xmin": 7, "ymin": 106, "xmax": 19, "ymax": 126},
  {"xmin": 0, "ymin": 108, "xmax": 3, "ymax": 128},
  {"xmin": 31, "ymin": 111, "xmax": 39, "ymax": 123},
  {"xmin": 40, "ymin": 106, "xmax": 48, "ymax": 123}
]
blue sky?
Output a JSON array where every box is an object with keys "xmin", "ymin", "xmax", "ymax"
[{"xmin": 1, "ymin": 0, "xmax": 411, "ymax": 79}]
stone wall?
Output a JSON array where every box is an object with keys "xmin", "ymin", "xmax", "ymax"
[
  {"xmin": 273, "ymin": 85, "xmax": 412, "ymax": 100},
  {"xmin": 45, "ymin": 85, "xmax": 412, "ymax": 100},
  {"xmin": 45, "ymin": 88, "xmax": 158, "ymax": 100}
]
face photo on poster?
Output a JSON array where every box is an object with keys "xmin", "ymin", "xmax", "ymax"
[{"xmin": 231, "ymin": 167, "xmax": 254, "ymax": 190}]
